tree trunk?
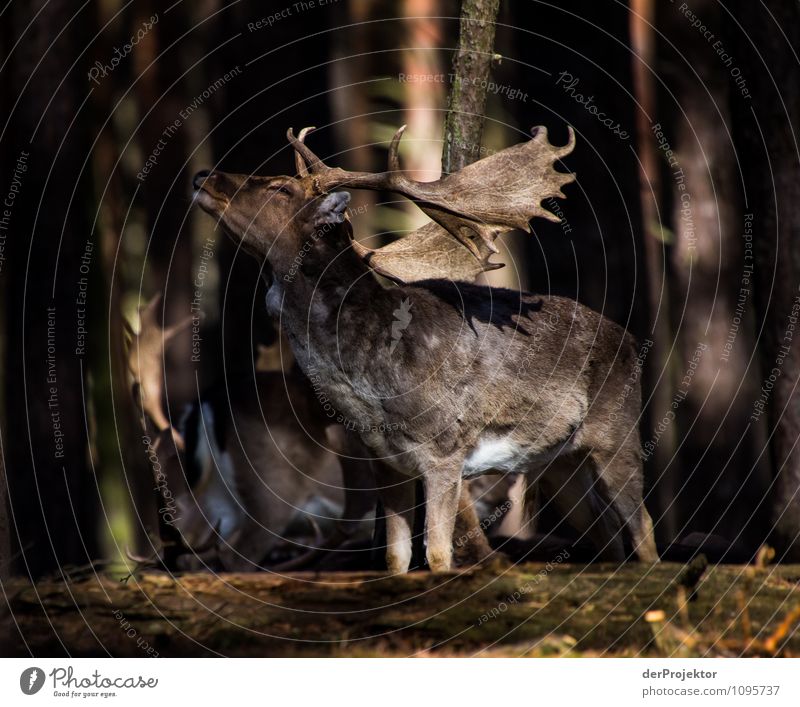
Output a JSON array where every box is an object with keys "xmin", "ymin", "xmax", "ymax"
[
  {"xmin": 400, "ymin": 2, "xmax": 447, "ymax": 233},
  {"xmin": 88, "ymin": 0, "xmax": 160, "ymax": 559},
  {"xmin": 630, "ymin": 0, "xmax": 679, "ymax": 544},
  {"xmin": 442, "ymin": 0, "xmax": 501, "ymax": 174},
  {"xmin": 729, "ymin": 0, "xmax": 800, "ymax": 560},
  {"xmin": 656, "ymin": 0, "xmax": 770, "ymax": 551},
  {"xmin": 1, "ymin": 0, "xmax": 100, "ymax": 577}
]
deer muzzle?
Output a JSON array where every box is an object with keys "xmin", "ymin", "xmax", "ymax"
[{"xmin": 193, "ymin": 170, "xmax": 249, "ymax": 210}]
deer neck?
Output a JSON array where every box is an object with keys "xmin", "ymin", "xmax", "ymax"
[{"xmin": 265, "ymin": 221, "xmax": 389, "ymax": 376}]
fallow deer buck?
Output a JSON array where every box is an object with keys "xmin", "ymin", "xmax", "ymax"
[
  {"xmin": 126, "ymin": 295, "xmax": 376, "ymax": 571},
  {"xmin": 193, "ymin": 125, "xmax": 659, "ymax": 572}
]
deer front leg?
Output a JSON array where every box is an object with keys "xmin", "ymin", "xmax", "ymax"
[
  {"xmin": 378, "ymin": 467, "xmax": 416, "ymax": 574},
  {"xmin": 424, "ymin": 469, "xmax": 462, "ymax": 572}
]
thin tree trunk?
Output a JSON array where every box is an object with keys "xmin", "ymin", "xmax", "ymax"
[
  {"xmin": 403, "ymin": 3, "xmax": 447, "ymax": 183},
  {"xmin": 442, "ymin": 0, "xmax": 500, "ymax": 174},
  {"xmin": 400, "ymin": 2, "xmax": 447, "ymax": 237},
  {"xmin": 630, "ymin": 0, "xmax": 678, "ymax": 544}
]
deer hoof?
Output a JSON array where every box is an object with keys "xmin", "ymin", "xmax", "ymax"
[
  {"xmin": 426, "ymin": 549, "xmax": 453, "ymax": 572},
  {"xmin": 386, "ymin": 548, "xmax": 412, "ymax": 575}
]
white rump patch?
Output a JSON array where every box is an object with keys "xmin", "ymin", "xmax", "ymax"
[{"xmin": 462, "ymin": 436, "xmax": 524, "ymax": 479}]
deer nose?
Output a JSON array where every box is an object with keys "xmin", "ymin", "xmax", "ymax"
[{"xmin": 193, "ymin": 170, "xmax": 213, "ymax": 189}]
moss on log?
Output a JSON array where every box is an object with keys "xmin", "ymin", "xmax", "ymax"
[{"xmin": 2, "ymin": 562, "xmax": 799, "ymax": 657}]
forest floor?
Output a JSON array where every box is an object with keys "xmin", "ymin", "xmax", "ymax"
[{"xmin": 2, "ymin": 560, "xmax": 800, "ymax": 657}]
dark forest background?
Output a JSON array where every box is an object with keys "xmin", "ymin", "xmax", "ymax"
[{"xmin": 1, "ymin": 0, "xmax": 799, "ymax": 581}]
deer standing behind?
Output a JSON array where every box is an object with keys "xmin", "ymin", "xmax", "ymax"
[
  {"xmin": 126, "ymin": 296, "xmax": 375, "ymax": 571},
  {"xmin": 193, "ymin": 125, "xmax": 659, "ymax": 572}
]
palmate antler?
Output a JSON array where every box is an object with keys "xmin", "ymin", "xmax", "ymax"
[
  {"xmin": 288, "ymin": 125, "xmax": 576, "ymax": 283},
  {"xmin": 125, "ymin": 294, "xmax": 193, "ymax": 449}
]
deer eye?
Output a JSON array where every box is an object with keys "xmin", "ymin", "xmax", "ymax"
[{"xmin": 268, "ymin": 183, "xmax": 292, "ymax": 196}]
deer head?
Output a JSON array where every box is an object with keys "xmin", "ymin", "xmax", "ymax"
[{"xmin": 193, "ymin": 125, "xmax": 575, "ymax": 283}]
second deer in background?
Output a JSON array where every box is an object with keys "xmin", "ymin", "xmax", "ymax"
[{"xmin": 125, "ymin": 295, "xmax": 376, "ymax": 571}]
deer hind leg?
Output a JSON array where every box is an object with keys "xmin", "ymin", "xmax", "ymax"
[
  {"xmin": 330, "ymin": 429, "xmax": 378, "ymax": 541},
  {"xmin": 452, "ymin": 481, "xmax": 494, "ymax": 566},
  {"xmin": 424, "ymin": 467, "xmax": 462, "ymax": 572},
  {"xmin": 337, "ymin": 454, "xmax": 379, "ymax": 541},
  {"xmin": 632, "ymin": 504, "xmax": 659, "ymax": 563},
  {"xmin": 538, "ymin": 452, "xmax": 627, "ymax": 562},
  {"xmin": 590, "ymin": 446, "xmax": 659, "ymax": 563},
  {"xmin": 520, "ymin": 473, "xmax": 541, "ymax": 537},
  {"xmin": 378, "ymin": 466, "xmax": 417, "ymax": 574}
]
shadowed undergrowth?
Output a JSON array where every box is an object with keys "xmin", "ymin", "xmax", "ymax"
[{"xmin": 2, "ymin": 562, "xmax": 799, "ymax": 657}]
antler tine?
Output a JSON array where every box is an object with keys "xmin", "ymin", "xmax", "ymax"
[
  {"xmin": 387, "ymin": 125, "xmax": 406, "ymax": 174},
  {"xmin": 140, "ymin": 291, "xmax": 162, "ymax": 317},
  {"xmin": 287, "ymin": 127, "xmax": 402, "ymax": 193},
  {"xmin": 293, "ymin": 126, "xmax": 316, "ymax": 176},
  {"xmin": 287, "ymin": 127, "xmax": 328, "ymax": 174},
  {"xmin": 163, "ymin": 312, "xmax": 197, "ymax": 342},
  {"xmin": 531, "ymin": 125, "xmax": 576, "ymax": 159},
  {"xmin": 289, "ymin": 125, "xmax": 407, "ymax": 177},
  {"xmin": 557, "ymin": 125, "xmax": 576, "ymax": 159}
]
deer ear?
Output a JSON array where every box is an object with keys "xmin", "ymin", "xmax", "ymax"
[{"xmin": 313, "ymin": 191, "xmax": 350, "ymax": 227}]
